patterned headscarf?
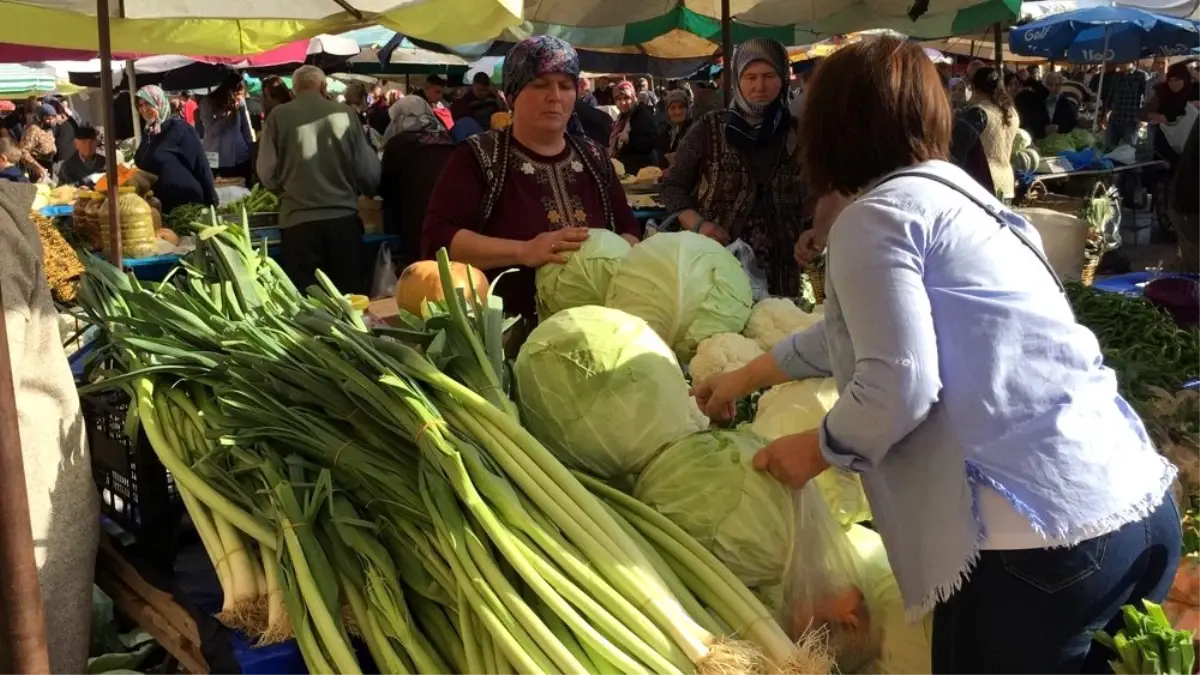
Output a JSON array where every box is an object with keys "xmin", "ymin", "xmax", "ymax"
[
  {"xmin": 502, "ymin": 36, "xmax": 581, "ymax": 104},
  {"xmin": 613, "ymin": 81, "xmax": 636, "ymax": 101},
  {"xmin": 136, "ymin": 85, "xmax": 172, "ymax": 135},
  {"xmin": 726, "ymin": 38, "xmax": 791, "ymax": 150},
  {"xmin": 729, "ymin": 37, "xmax": 791, "ymax": 119}
]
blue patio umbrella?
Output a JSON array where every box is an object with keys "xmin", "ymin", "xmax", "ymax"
[
  {"xmin": 1010, "ymin": 6, "xmax": 1198, "ymax": 132},
  {"xmin": 1009, "ymin": 6, "xmax": 1199, "ymax": 64}
]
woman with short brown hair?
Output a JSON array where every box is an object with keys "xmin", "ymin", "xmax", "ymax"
[{"xmin": 693, "ymin": 37, "xmax": 1180, "ymax": 673}]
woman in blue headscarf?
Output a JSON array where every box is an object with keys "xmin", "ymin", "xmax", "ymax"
[
  {"xmin": 133, "ymin": 85, "xmax": 217, "ymax": 214},
  {"xmin": 660, "ymin": 37, "xmax": 810, "ymax": 295}
]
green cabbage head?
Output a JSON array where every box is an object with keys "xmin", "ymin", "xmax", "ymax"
[
  {"xmin": 605, "ymin": 231, "xmax": 753, "ymax": 362},
  {"xmin": 535, "ymin": 229, "xmax": 631, "ymax": 319},
  {"xmin": 634, "ymin": 430, "xmax": 795, "ymax": 588},
  {"xmin": 514, "ymin": 305, "xmax": 708, "ymax": 479}
]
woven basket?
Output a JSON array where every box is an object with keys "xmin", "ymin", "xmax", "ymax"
[
  {"xmin": 1021, "ymin": 180, "xmax": 1090, "ymax": 216},
  {"xmin": 808, "ymin": 266, "xmax": 826, "ymax": 305}
]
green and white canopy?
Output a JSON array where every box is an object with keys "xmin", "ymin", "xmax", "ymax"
[
  {"xmin": 0, "ymin": 64, "xmax": 59, "ymax": 100},
  {"xmin": 499, "ymin": 0, "xmax": 1023, "ymax": 58}
]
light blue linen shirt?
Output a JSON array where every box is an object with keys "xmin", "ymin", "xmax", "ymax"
[{"xmin": 772, "ymin": 160, "xmax": 1176, "ymax": 615}]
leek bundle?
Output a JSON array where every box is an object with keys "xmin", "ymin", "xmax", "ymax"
[{"xmin": 76, "ymin": 210, "xmax": 830, "ymax": 674}]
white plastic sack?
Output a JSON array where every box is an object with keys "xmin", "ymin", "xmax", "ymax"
[
  {"xmin": 781, "ymin": 486, "xmax": 882, "ymax": 673},
  {"xmin": 1160, "ymin": 104, "xmax": 1199, "ymax": 154},
  {"xmin": 846, "ymin": 525, "xmax": 933, "ymax": 674},
  {"xmin": 726, "ymin": 239, "xmax": 768, "ymax": 302},
  {"xmin": 370, "ymin": 243, "xmax": 398, "ymax": 299}
]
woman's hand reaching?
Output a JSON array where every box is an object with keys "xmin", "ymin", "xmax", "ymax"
[
  {"xmin": 794, "ymin": 228, "xmax": 826, "ymax": 266},
  {"xmin": 796, "ymin": 192, "xmax": 854, "ymax": 265},
  {"xmin": 697, "ymin": 221, "xmax": 730, "ymax": 245},
  {"xmin": 519, "ymin": 227, "xmax": 590, "ymax": 267},
  {"xmin": 753, "ymin": 429, "xmax": 829, "ymax": 489},
  {"xmin": 690, "ymin": 370, "xmax": 749, "ymax": 421}
]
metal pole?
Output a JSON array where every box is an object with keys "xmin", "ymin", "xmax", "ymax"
[
  {"xmin": 98, "ymin": 0, "xmax": 122, "ymax": 266},
  {"xmin": 1092, "ymin": 27, "xmax": 1113, "ymax": 134},
  {"xmin": 125, "ymin": 61, "xmax": 141, "ymax": 148},
  {"xmin": 0, "ymin": 277, "xmax": 50, "ymax": 675},
  {"xmin": 993, "ymin": 22, "xmax": 1004, "ymax": 69},
  {"xmin": 721, "ymin": 0, "xmax": 733, "ymax": 100}
]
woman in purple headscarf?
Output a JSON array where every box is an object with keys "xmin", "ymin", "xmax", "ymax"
[{"xmin": 423, "ymin": 36, "xmax": 641, "ymax": 321}]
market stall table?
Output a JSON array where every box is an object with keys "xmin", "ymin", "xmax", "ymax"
[{"xmin": 1020, "ymin": 160, "xmax": 1169, "ymax": 187}]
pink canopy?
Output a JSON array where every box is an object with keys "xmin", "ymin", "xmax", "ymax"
[
  {"xmin": 190, "ymin": 39, "xmax": 310, "ymax": 67},
  {"xmin": 0, "ymin": 43, "xmax": 142, "ymax": 62}
]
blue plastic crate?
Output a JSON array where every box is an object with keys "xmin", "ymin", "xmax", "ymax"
[
  {"xmin": 1090, "ymin": 272, "xmax": 1200, "ymax": 297},
  {"xmin": 39, "ymin": 204, "xmax": 74, "ymax": 218}
]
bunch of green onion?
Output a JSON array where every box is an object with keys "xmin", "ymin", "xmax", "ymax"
[{"xmin": 76, "ymin": 210, "xmax": 830, "ymax": 674}]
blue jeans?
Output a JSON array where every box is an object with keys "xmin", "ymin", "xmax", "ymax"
[{"xmin": 931, "ymin": 494, "xmax": 1182, "ymax": 674}]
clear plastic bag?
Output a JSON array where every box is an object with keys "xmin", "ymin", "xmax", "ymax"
[
  {"xmin": 725, "ymin": 239, "xmax": 768, "ymax": 302},
  {"xmin": 781, "ymin": 485, "xmax": 883, "ymax": 673},
  {"xmin": 370, "ymin": 243, "xmax": 398, "ymax": 299}
]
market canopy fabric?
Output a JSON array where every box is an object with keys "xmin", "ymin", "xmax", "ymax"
[
  {"xmin": 496, "ymin": 0, "xmax": 1022, "ymax": 58},
  {"xmin": 0, "ymin": 0, "xmax": 521, "ymax": 55}
]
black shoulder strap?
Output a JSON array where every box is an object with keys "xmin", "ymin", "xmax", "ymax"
[{"xmin": 876, "ymin": 171, "xmax": 1065, "ymax": 293}]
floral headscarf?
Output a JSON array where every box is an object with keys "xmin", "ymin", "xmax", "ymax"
[
  {"xmin": 136, "ymin": 85, "xmax": 172, "ymax": 135},
  {"xmin": 613, "ymin": 81, "xmax": 636, "ymax": 103},
  {"xmin": 502, "ymin": 36, "xmax": 581, "ymax": 105}
]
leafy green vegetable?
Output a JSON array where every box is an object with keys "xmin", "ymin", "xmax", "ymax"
[
  {"xmin": 535, "ymin": 229, "xmax": 631, "ymax": 319},
  {"xmin": 605, "ymin": 231, "xmax": 753, "ymax": 362},
  {"xmin": 1094, "ymin": 600, "xmax": 1195, "ymax": 675},
  {"xmin": 1068, "ymin": 128, "xmax": 1097, "ymax": 150},
  {"xmin": 1037, "ymin": 133, "xmax": 1078, "ymax": 156},
  {"xmin": 513, "ymin": 305, "xmax": 708, "ymax": 479},
  {"xmin": 633, "ymin": 430, "xmax": 794, "ymax": 589}
]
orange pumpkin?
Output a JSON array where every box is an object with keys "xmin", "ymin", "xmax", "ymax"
[{"xmin": 394, "ymin": 260, "xmax": 489, "ymax": 316}]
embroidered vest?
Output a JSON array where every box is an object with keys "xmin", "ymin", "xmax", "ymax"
[{"xmin": 465, "ymin": 129, "xmax": 617, "ymax": 232}]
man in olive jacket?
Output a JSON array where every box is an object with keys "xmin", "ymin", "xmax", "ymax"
[
  {"xmin": 256, "ymin": 65, "xmax": 381, "ymax": 295},
  {"xmin": 0, "ymin": 180, "xmax": 99, "ymax": 673}
]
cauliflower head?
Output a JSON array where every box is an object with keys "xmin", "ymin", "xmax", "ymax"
[
  {"xmin": 688, "ymin": 333, "xmax": 764, "ymax": 384},
  {"xmin": 743, "ymin": 298, "xmax": 823, "ymax": 351}
]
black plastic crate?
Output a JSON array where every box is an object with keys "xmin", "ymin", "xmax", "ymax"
[{"xmin": 81, "ymin": 388, "xmax": 183, "ymax": 572}]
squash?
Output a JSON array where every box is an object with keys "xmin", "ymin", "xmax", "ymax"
[
  {"xmin": 156, "ymin": 228, "xmax": 179, "ymax": 246},
  {"xmin": 635, "ymin": 166, "xmax": 663, "ymax": 183},
  {"xmin": 394, "ymin": 260, "xmax": 489, "ymax": 316},
  {"xmin": 94, "ymin": 165, "xmax": 139, "ymax": 192}
]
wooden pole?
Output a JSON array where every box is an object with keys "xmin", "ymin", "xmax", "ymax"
[
  {"xmin": 721, "ymin": 0, "xmax": 733, "ymax": 99},
  {"xmin": 125, "ymin": 61, "xmax": 141, "ymax": 149},
  {"xmin": 0, "ymin": 277, "xmax": 50, "ymax": 675},
  {"xmin": 993, "ymin": 22, "xmax": 1004, "ymax": 69},
  {"xmin": 99, "ymin": 0, "xmax": 122, "ymax": 267}
]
